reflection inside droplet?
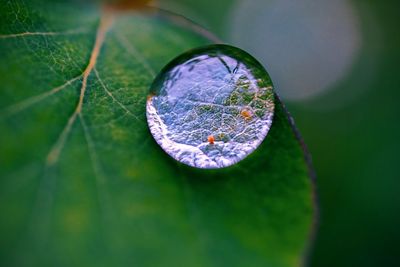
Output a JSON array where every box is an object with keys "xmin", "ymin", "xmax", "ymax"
[{"xmin": 147, "ymin": 44, "xmax": 275, "ymax": 169}]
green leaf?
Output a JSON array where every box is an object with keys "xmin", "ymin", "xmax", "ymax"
[{"xmin": 0, "ymin": 1, "xmax": 316, "ymax": 267}]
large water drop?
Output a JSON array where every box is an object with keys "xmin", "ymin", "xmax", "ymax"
[{"xmin": 146, "ymin": 44, "xmax": 275, "ymax": 169}]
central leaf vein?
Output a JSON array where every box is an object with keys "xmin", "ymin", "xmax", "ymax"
[{"xmin": 46, "ymin": 12, "xmax": 114, "ymax": 166}]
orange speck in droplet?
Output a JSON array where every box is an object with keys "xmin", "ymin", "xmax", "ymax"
[
  {"xmin": 241, "ymin": 108, "xmax": 252, "ymax": 119},
  {"xmin": 207, "ymin": 135, "xmax": 215, "ymax": 145},
  {"xmin": 147, "ymin": 93, "xmax": 155, "ymax": 101}
]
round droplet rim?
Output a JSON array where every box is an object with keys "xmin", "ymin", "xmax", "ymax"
[{"xmin": 146, "ymin": 44, "xmax": 275, "ymax": 169}]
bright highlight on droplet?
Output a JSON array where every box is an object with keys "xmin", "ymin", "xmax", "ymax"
[{"xmin": 146, "ymin": 44, "xmax": 275, "ymax": 169}]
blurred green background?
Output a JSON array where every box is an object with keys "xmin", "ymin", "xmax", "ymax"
[{"xmin": 155, "ymin": 0, "xmax": 400, "ymax": 266}]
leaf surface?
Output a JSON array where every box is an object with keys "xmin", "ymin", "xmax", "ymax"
[{"xmin": 0, "ymin": 1, "xmax": 315, "ymax": 267}]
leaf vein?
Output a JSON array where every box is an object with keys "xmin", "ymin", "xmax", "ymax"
[
  {"xmin": 115, "ymin": 31, "xmax": 156, "ymax": 77},
  {"xmin": 79, "ymin": 113, "xmax": 114, "ymax": 221},
  {"xmin": 0, "ymin": 27, "xmax": 90, "ymax": 39},
  {"xmin": 94, "ymin": 68, "xmax": 140, "ymax": 121},
  {"xmin": 45, "ymin": 12, "xmax": 114, "ymax": 166},
  {"xmin": 0, "ymin": 75, "xmax": 81, "ymax": 119}
]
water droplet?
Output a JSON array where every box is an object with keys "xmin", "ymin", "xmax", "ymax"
[{"xmin": 146, "ymin": 44, "xmax": 275, "ymax": 169}]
